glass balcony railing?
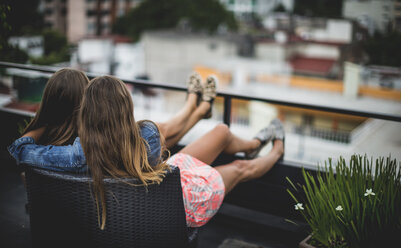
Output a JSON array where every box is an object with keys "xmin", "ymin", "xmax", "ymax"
[{"xmin": 1, "ymin": 61, "xmax": 401, "ymax": 170}]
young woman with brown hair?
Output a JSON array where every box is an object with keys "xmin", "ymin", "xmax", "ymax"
[
  {"xmin": 9, "ymin": 75, "xmax": 284, "ymax": 229},
  {"xmin": 23, "ymin": 68, "xmax": 90, "ymax": 145}
]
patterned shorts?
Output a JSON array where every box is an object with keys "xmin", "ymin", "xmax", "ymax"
[{"xmin": 167, "ymin": 153, "xmax": 225, "ymax": 227}]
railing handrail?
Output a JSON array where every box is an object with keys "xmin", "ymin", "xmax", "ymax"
[{"xmin": 1, "ymin": 61, "xmax": 401, "ymax": 123}]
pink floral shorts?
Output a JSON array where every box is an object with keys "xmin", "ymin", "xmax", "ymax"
[{"xmin": 167, "ymin": 153, "xmax": 225, "ymax": 227}]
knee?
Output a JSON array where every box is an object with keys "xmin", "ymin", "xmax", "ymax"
[
  {"xmin": 213, "ymin": 123, "xmax": 231, "ymax": 143},
  {"xmin": 214, "ymin": 123, "xmax": 230, "ymax": 136}
]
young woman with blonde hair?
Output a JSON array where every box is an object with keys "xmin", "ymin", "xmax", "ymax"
[{"xmin": 9, "ymin": 75, "xmax": 284, "ymax": 229}]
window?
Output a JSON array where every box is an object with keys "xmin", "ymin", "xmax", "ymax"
[
  {"xmin": 44, "ymin": 21, "xmax": 53, "ymax": 28},
  {"xmin": 101, "ymin": 9, "xmax": 110, "ymax": 15},
  {"xmin": 87, "ymin": 9, "xmax": 96, "ymax": 16},
  {"xmin": 44, "ymin": 8, "xmax": 53, "ymax": 15},
  {"xmin": 396, "ymin": 18, "xmax": 401, "ymax": 26},
  {"xmin": 87, "ymin": 22, "xmax": 95, "ymax": 33},
  {"xmin": 209, "ymin": 42, "xmax": 217, "ymax": 50},
  {"xmin": 117, "ymin": 8, "xmax": 125, "ymax": 17}
]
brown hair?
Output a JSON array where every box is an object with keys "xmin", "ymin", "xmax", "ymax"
[
  {"xmin": 24, "ymin": 68, "xmax": 90, "ymax": 145},
  {"xmin": 78, "ymin": 75, "xmax": 169, "ymax": 229}
]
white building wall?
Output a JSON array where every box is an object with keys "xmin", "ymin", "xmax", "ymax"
[
  {"xmin": 114, "ymin": 42, "xmax": 145, "ymax": 80},
  {"xmin": 67, "ymin": 0, "xmax": 86, "ymax": 43},
  {"xmin": 255, "ymin": 41, "xmax": 339, "ymax": 61},
  {"xmin": 296, "ymin": 19, "xmax": 353, "ymax": 43},
  {"xmin": 295, "ymin": 44, "xmax": 340, "ymax": 60},
  {"xmin": 343, "ymin": 0, "xmax": 394, "ymax": 34},
  {"xmin": 78, "ymin": 39, "xmax": 114, "ymax": 74},
  {"xmin": 220, "ymin": 0, "xmax": 294, "ymax": 17},
  {"xmin": 142, "ymin": 31, "xmax": 237, "ymax": 84},
  {"xmin": 8, "ymin": 36, "xmax": 44, "ymax": 58},
  {"xmin": 255, "ymin": 43, "xmax": 287, "ymax": 62}
]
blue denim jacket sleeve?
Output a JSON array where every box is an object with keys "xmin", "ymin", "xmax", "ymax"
[
  {"xmin": 139, "ymin": 121, "xmax": 162, "ymax": 167},
  {"xmin": 7, "ymin": 121, "xmax": 161, "ymax": 172},
  {"xmin": 7, "ymin": 136, "xmax": 88, "ymax": 173}
]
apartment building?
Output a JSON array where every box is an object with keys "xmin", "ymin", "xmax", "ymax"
[
  {"xmin": 219, "ymin": 0, "xmax": 294, "ymax": 19},
  {"xmin": 343, "ymin": 0, "xmax": 395, "ymax": 34},
  {"xmin": 40, "ymin": 0, "xmax": 142, "ymax": 43},
  {"xmin": 41, "ymin": 0, "xmax": 68, "ymax": 34}
]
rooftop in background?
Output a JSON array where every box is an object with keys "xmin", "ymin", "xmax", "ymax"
[{"xmin": 289, "ymin": 57, "xmax": 336, "ymax": 76}]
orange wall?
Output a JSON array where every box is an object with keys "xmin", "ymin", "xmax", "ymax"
[
  {"xmin": 359, "ymin": 85, "xmax": 401, "ymax": 101},
  {"xmin": 194, "ymin": 65, "xmax": 231, "ymax": 85},
  {"xmin": 287, "ymin": 76, "xmax": 401, "ymax": 101}
]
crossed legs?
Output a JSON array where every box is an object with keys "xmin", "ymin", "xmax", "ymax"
[
  {"xmin": 179, "ymin": 124, "xmax": 284, "ymax": 193},
  {"xmin": 156, "ymin": 93, "xmax": 211, "ymax": 148}
]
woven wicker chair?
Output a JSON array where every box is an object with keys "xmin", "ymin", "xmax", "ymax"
[{"xmin": 24, "ymin": 165, "xmax": 198, "ymax": 248}]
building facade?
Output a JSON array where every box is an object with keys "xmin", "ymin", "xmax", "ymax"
[
  {"xmin": 41, "ymin": 0, "xmax": 68, "ymax": 34},
  {"xmin": 219, "ymin": 0, "xmax": 294, "ymax": 19},
  {"xmin": 342, "ymin": 0, "xmax": 395, "ymax": 34},
  {"xmin": 40, "ymin": 0, "xmax": 142, "ymax": 43}
]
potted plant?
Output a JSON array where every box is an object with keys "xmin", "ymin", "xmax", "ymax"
[{"xmin": 287, "ymin": 154, "xmax": 401, "ymax": 248}]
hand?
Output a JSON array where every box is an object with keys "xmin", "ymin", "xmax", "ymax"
[{"xmin": 22, "ymin": 127, "xmax": 46, "ymax": 142}]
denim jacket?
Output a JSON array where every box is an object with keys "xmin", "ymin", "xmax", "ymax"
[{"xmin": 8, "ymin": 121, "xmax": 162, "ymax": 172}]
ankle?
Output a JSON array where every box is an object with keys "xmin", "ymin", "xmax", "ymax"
[
  {"xmin": 251, "ymin": 139, "xmax": 261, "ymax": 150},
  {"xmin": 186, "ymin": 93, "xmax": 198, "ymax": 110},
  {"xmin": 272, "ymin": 140, "xmax": 284, "ymax": 156},
  {"xmin": 197, "ymin": 101, "xmax": 211, "ymax": 117},
  {"xmin": 244, "ymin": 139, "xmax": 261, "ymax": 154}
]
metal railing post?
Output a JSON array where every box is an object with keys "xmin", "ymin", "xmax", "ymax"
[{"xmin": 223, "ymin": 96, "xmax": 232, "ymax": 127}]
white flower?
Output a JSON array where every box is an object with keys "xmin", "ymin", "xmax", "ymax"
[
  {"xmin": 335, "ymin": 205, "xmax": 343, "ymax": 211},
  {"xmin": 364, "ymin": 188, "xmax": 376, "ymax": 197},
  {"xmin": 295, "ymin": 203, "xmax": 304, "ymax": 210}
]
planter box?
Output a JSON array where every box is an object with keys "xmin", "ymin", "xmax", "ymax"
[{"xmin": 7, "ymin": 68, "xmax": 50, "ymax": 103}]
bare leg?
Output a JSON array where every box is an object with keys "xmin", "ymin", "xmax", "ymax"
[
  {"xmin": 157, "ymin": 73, "xmax": 218, "ymax": 149},
  {"xmin": 178, "ymin": 124, "xmax": 261, "ymax": 165},
  {"xmin": 156, "ymin": 93, "xmax": 197, "ymax": 144},
  {"xmin": 163, "ymin": 101, "xmax": 211, "ymax": 148},
  {"xmin": 214, "ymin": 140, "xmax": 284, "ymax": 193}
]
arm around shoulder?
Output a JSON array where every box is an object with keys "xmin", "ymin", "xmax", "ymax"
[{"xmin": 7, "ymin": 136, "xmax": 87, "ymax": 173}]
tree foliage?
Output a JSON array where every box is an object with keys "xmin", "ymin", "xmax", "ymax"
[
  {"xmin": 113, "ymin": 0, "xmax": 238, "ymax": 40},
  {"xmin": 0, "ymin": 0, "xmax": 42, "ymax": 63},
  {"xmin": 31, "ymin": 29, "xmax": 70, "ymax": 65},
  {"xmin": 42, "ymin": 29, "xmax": 68, "ymax": 56},
  {"xmin": 1, "ymin": 0, "xmax": 43, "ymax": 36},
  {"xmin": 294, "ymin": 0, "xmax": 342, "ymax": 18},
  {"xmin": 361, "ymin": 29, "xmax": 401, "ymax": 67},
  {"xmin": 273, "ymin": 3, "xmax": 287, "ymax": 13}
]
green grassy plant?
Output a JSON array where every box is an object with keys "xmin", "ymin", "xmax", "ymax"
[{"xmin": 287, "ymin": 155, "xmax": 401, "ymax": 248}]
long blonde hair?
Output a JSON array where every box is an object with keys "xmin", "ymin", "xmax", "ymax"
[
  {"xmin": 78, "ymin": 75, "xmax": 169, "ymax": 229},
  {"xmin": 24, "ymin": 68, "xmax": 89, "ymax": 145}
]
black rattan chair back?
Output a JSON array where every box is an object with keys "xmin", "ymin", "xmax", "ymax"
[{"xmin": 24, "ymin": 166, "xmax": 197, "ymax": 248}]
